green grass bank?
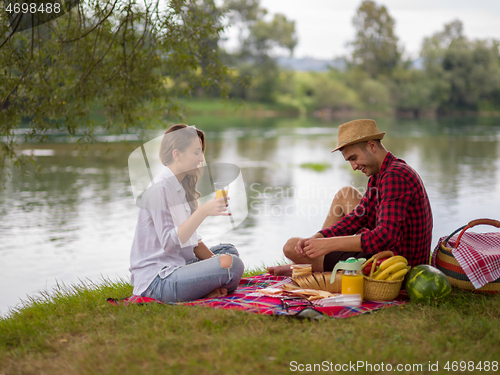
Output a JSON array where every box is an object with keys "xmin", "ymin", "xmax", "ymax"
[
  {"xmin": 177, "ymin": 97, "xmax": 300, "ymax": 118},
  {"xmin": 1, "ymin": 266, "xmax": 499, "ymax": 375},
  {"xmin": 175, "ymin": 97, "xmax": 500, "ymax": 120}
]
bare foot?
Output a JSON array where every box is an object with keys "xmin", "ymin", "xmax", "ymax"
[
  {"xmin": 267, "ymin": 264, "xmax": 292, "ymax": 276},
  {"xmin": 203, "ymin": 287, "xmax": 228, "ymax": 299}
]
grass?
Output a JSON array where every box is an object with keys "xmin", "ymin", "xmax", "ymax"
[
  {"xmin": 300, "ymin": 162, "xmax": 332, "ymax": 172},
  {"xmin": 1, "ymin": 267, "xmax": 500, "ymax": 375},
  {"xmin": 176, "ymin": 97, "xmax": 299, "ymax": 117}
]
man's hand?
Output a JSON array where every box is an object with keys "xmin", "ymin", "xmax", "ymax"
[
  {"xmin": 295, "ymin": 233, "xmax": 324, "ymax": 257},
  {"xmin": 295, "ymin": 237, "xmax": 309, "ymax": 257},
  {"xmin": 303, "ymin": 238, "xmax": 334, "ymax": 259}
]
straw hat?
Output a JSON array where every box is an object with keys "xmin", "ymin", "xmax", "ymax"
[{"xmin": 332, "ymin": 119, "xmax": 386, "ymax": 152}]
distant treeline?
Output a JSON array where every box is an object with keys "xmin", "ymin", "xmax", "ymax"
[{"xmin": 203, "ymin": 1, "xmax": 500, "ymax": 117}]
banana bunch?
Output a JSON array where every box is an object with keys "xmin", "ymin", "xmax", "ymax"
[{"xmin": 363, "ymin": 255, "xmax": 410, "ymax": 281}]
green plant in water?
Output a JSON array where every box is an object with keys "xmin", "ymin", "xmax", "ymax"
[{"xmin": 300, "ymin": 162, "xmax": 331, "ymax": 172}]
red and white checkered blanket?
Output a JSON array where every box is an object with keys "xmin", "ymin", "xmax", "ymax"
[{"xmin": 432, "ymin": 232, "xmax": 500, "ymax": 289}]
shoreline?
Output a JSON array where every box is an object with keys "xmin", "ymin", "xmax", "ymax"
[{"xmin": 180, "ymin": 98, "xmax": 500, "ymax": 120}]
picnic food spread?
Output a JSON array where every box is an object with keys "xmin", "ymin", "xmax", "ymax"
[
  {"xmin": 259, "ymin": 254, "xmax": 458, "ymax": 306},
  {"xmin": 258, "ymin": 255, "xmax": 416, "ymax": 306}
]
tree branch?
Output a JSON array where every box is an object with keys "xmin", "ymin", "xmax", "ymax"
[
  {"xmin": 78, "ymin": 16, "xmax": 126, "ymax": 85},
  {"xmin": 0, "ymin": 56, "xmax": 33, "ymax": 109},
  {"xmin": 90, "ymin": 4, "xmax": 152, "ymax": 88},
  {"xmin": 57, "ymin": 0, "xmax": 119, "ymax": 43},
  {"xmin": 0, "ymin": 10, "xmax": 22, "ymax": 50}
]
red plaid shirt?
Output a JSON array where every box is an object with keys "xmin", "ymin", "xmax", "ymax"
[{"xmin": 319, "ymin": 152, "xmax": 433, "ymax": 266}]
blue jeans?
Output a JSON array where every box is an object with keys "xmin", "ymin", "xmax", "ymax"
[
  {"xmin": 141, "ymin": 244, "xmax": 244, "ymax": 302},
  {"xmin": 186, "ymin": 243, "xmax": 240, "ymax": 264}
]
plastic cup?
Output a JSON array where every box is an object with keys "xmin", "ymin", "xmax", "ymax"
[{"xmin": 214, "ymin": 182, "xmax": 228, "ymax": 203}]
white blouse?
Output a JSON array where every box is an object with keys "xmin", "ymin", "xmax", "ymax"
[{"xmin": 129, "ymin": 165, "xmax": 201, "ymax": 296}]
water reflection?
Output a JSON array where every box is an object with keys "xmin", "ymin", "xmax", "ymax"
[{"xmin": 1, "ymin": 117, "xmax": 500, "ymax": 316}]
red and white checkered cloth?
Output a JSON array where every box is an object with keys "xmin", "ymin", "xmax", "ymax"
[{"xmin": 432, "ymin": 232, "xmax": 500, "ymax": 289}]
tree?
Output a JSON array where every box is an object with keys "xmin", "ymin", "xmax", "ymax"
[
  {"xmin": 420, "ymin": 19, "xmax": 464, "ymax": 76},
  {"xmin": 391, "ymin": 68, "xmax": 438, "ymax": 115},
  {"xmin": 220, "ymin": 0, "xmax": 297, "ymax": 102},
  {"xmin": 0, "ymin": 0, "xmax": 230, "ymax": 167},
  {"xmin": 224, "ymin": 0, "xmax": 296, "ymax": 60},
  {"xmin": 421, "ymin": 20, "xmax": 500, "ymax": 111},
  {"xmin": 349, "ymin": 0, "xmax": 401, "ymax": 78}
]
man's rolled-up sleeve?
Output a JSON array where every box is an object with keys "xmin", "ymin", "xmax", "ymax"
[{"xmin": 360, "ymin": 172, "xmax": 411, "ymax": 255}]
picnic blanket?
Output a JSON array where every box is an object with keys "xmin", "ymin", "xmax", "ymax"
[
  {"xmin": 107, "ymin": 274, "xmax": 407, "ymax": 318},
  {"xmin": 432, "ymin": 232, "xmax": 500, "ymax": 289}
]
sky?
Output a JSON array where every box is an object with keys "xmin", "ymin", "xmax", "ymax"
[{"xmin": 223, "ymin": 0, "xmax": 500, "ymax": 60}]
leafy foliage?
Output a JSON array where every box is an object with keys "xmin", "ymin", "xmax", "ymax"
[
  {"xmin": 391, "ymin": 68, "xmax": 438, "ymax": 113},
  {"xmin": 0, "ymin": 0, "xmax": 230, "ymax": 165},
  {"xmin": 220, "ymin": 0, "xmax": 297, "ymax": 102},
  {"xmin": 349, "ymin": 0, "xmax": 401, "ymax": 78},
  {"xmin": 421, "ymin": 20, "xmax": 500, "ymax": 112}
]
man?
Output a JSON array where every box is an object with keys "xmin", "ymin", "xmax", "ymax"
[{"xmin": 268, "ymin": 119, "xmax": 433, "ymax": 276}]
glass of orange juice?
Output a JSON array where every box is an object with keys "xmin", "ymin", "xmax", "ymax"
[{"xmin": 214, "ymin": 182, "xmax": 228, "ymax": 204}]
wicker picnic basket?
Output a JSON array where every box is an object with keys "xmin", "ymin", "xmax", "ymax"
[
  {"xmin": 363, "ymin": 277, "xmax": 403, "ymax": 301},
  {"xmin": 435, "ymin": 218, "xmax": 500, "ymax": 293},
  {"xmin": 363, "ymin": 258, "xmax": 403, "ymax": 301}
]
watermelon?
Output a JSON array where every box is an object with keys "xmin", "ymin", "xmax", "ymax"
[{"xmin": 405, "ymin": 265, "xmax": 451, "ymax": 304}]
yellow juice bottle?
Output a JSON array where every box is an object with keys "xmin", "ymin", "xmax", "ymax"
[
  {"xmin": 341, "ymin": 271, "xmax": 364, "ymax": 301},
  {"xmin": 331, "ymin": 257, "xmax": 367, "ymax": 302}
]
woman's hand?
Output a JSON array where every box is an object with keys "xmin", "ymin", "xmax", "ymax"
[
  {"xmin": 201, "ymin": 196, "xmax": 231, "ymax": 217},
  {"xmin": 176, "ymin": 197, "xmax": 229, "ymax": 244},
  {"xmin": 194, "ymin": 242, "xmax": 214, "ymax": 260}
]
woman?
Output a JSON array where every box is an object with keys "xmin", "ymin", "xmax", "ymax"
[{"xmin": 129, "ymin": 124, "xmax": 244, "ymax": 302}]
